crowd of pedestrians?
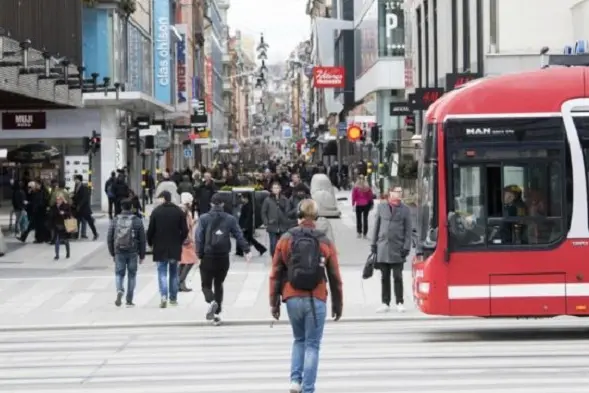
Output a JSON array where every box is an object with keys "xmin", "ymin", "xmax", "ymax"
[
  {"xmin": 8, "ymin": 172, "xmax": 103, "ymax": 260},
  {"xmin": 98, "ymin": 158, "xmax": 415, "ymax": 393}
]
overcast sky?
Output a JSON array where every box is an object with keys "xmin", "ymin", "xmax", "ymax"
[{"xmin": 227, "ymin": 0, "xmax": 310, "ymax": 64}]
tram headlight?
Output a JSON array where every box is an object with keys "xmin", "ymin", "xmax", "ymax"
[{"xmin": 418, "ymin": 282, "xmax": 430, "ymax": 294}]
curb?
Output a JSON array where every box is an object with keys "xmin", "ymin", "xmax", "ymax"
[{"xmin": 0, "ymin": 315, "xmax": 461, "ymax": 333}]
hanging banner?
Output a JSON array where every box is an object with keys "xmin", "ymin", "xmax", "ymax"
[
  {"xmin": 205, "ymin": 56, "xmax": 213, "ymax": 114},
  {"xmin": 153, "ymin": 0, "xmax": 171, "ymax": 104},
  {"xmin": 175, "ymin": 24, "xmax": 188, "ymax": 111},
  {"xmin": 378, "ymin": 0, "xmax": 405, "ymax": 57}
]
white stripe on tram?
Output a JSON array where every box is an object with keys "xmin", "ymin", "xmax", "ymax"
[{"xmin": 448, "ymin": 283, "xmax": 589, "ymax": 300}]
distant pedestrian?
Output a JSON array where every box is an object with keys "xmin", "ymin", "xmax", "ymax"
[
  {"xmin": 49, "ymin": 194, "xmax": 72, "ymax": 260},
  {"xmin": 261, "ymin": 182, "xmax": 290, "ymax": 256},
  {"xmin": 371, "ymin": 186, "xmax": 413, "ymax": 313},
  {"xmin": 107, "ymin": 198, "xmax": 146, "ymax": 307},
  {"xmin": 196, "ymin": 193, "xmax": 251, "ymax": 325},
  {"xmin": 269, "ymin": 199, "xmax": 343, "ymax": 393},
  {"xmin": 179, "ymin": 192, "xmax": 199, "ymax": 292},
  {"xmin": 236, "ymin": 193, "xmax": 267, "ymax": 256},
  {"xmin": 351, "ymin": 175, "xmax": 374, "ymax": 238},
  {"xmin": 147, "ymin": 190, "xmax": 188, "ymax": 308}
]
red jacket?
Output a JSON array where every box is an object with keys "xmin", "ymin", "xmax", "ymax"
[{"xmin": 269, "ymin": 220, "xmax": 343, "ymax": 313}]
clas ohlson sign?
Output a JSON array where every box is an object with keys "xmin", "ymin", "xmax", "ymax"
[{"xmin": 153, "ymin": 0, "xmax": 171, "ymax": 104}]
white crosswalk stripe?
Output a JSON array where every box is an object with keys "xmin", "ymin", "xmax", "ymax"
[
  {"xmin": 0, "ymin": 319, "xmax": 588, "ymax": 392},
  {"xmin": 0, "ymin": 268, "xmax": 395, "ymax": 317}
]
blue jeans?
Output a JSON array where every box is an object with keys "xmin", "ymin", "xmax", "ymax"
[
  {"xmin": 54, "ymin": 233, "xmax": 70, "ymax": 258},
  {"xmin": 156, "ymin": 260, "xmax": 179, "ymax": 301},
  {"xmin": 268, "ymin": 232, "xmax": 283, "ymax": 257},
  {"xmin": 286, "ymin": 297, "xmax": 327, "ymax": 393},
  {"xmin": 115, "ymin": 252, "xmax": 139, "ymax": 302}
]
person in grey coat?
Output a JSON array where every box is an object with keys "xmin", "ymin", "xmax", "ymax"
[
  {"xmin": 261, "ymin": 182, "xmax": 291, "ymax": 257},
  {"xmin": 370, "ymin": 186, "xmax": 413, "ymax": 313}
]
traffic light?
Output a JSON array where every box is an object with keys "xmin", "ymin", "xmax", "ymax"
[
  {"xmin": 128, "ymin": 128, "xmax": 140, "ymax": 152},
  {"xmin": 370, "ymin": 124, "xmax": 380, "ymax": 144},
  {"xmin": 145, "ymin": 135, "xmax": 155, "ymax": 149},
  {"xmin": 82, "ymin": 137, "xmax": 91, "ymax": 154},
  {"xmin": 405, "ymin": 115, "xmax": 416, "ymax": 133},
  {"xmin": 90, "ymin": 130, "xmax": 101, "ymax": 153}
]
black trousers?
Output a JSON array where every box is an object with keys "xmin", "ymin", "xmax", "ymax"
[
  {"xmin": 77, "ymin": 212, "xmax": 98, "ymax": 237},
  {"xmin": 200, "ymin": 255, "xmax": 230, "ymax": 313},
  {"xmin": 379, "ymin": 263, "xmax": 404, "ymax": 305},
  {"xmin": 108, "ymin": 198, "xmax": 115, "ymax": 219},
  {"xmin": 355, "ymin": 205, "xmax": 370, "ymax": 235},
  {"xmin": 178, "ymin": 263, "xmax": 194, "ymax": 284},
  {"xmin": 236, "ymin": 229, "xmax": 267, "ymax": 255}
]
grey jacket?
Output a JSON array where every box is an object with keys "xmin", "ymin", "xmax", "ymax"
[
  {"xmin": 371, "ymin": 202, "xmax": 413, "ymax": 264},
  {"xmin": 261, "ymin": 195, "xmax": 291, "ymax": 233}
]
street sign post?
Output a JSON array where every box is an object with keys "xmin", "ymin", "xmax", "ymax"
[
  {"xmin": 183, "ymin": 147, "xmax": 192, "ymax": 158},
  {"xmin": 337, "ymin": 122, "xmax": 347, "ymax": 137},
  {"xmin": 155, "ymin": 131, "xmax": 171, "ymax": 150}
]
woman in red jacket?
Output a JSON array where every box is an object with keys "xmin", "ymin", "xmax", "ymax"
[{"xmin": 351, "ymin": 175, "xmax": 374, "ymax": 238}]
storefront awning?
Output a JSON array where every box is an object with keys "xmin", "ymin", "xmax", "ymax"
[{"xmin": 83, "ymin": 92, "xmax": 175, "ymax": 115}]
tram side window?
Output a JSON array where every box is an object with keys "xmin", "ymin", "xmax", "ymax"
[{"xmin": 450, "ymin": 160, "xmax": 566, "ymax": 248}]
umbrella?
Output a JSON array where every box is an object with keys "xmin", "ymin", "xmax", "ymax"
[{"xmin": 7, "ymin": 143, "xmax": 61, "ymax": 163}]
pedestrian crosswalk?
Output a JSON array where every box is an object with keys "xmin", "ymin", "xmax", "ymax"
[
  {"xmin": 0, "ymin": 267, "xmax": 414, "ymax": 321},
  {"xmin": 1, "ymin": 318, "xmax": 588, "ymax": 392}
]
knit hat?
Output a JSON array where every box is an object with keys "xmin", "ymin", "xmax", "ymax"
[{"xmin": 181, "ymin": 192, "xmax": 194, "ymax": 205}]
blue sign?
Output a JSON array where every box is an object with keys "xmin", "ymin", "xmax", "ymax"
[
  {"xmin": 337, "ymin": 122, "xmax": 347, "ymax": 137},
  {"xmin": 184, "ymin": 147, "xmax": 193, "ymax": 158},
  {"xmin": 282, "ymin": 125, "xmax": 293, "ymax": 139},
  {"xmin": 153, "ymin": 0, "xmax": 171, "ymax": 104}
]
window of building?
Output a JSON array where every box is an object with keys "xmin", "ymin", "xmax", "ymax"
[
  {"xmin": 462, "ymin": 0, "xmax": 470, "ymax": 69},
  {"xmin": 489, "ymin": 0, "xmax": 498, "ymax": 52},
  {"xmin": 416, "ymin": 5, "xmax": 423, "ymax": 87},
  {"xmin": 446, "ymin": 118, "xmax": 571, "ymax": 249}
]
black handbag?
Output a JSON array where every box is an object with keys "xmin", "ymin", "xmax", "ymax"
[{"xmin": 362, "ymin": 252, "xmax": 377, "ymax": 279}]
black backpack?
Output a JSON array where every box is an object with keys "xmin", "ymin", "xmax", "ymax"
[
  {"xmin": 287, "ymin": 229, "xmax": 325, "ymax": 291},
  {"xmin": 205, "ymin": 214, "xmax": 231, "ymax": 255}
]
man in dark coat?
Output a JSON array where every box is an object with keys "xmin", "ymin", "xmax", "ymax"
[
  {"xmin": 147, "ymin": 190, "xmax": 189, "ymax": 308},
  {"xmin": 196, "ymin": 172, "xmax": 217, "ymax": 215},
  {"xmin": 112, "ymin": 171, "xmax": 130, "ymax": 216},
  {"xmin": 72, "ymin": 175, "xmax": 98, "ymax": 240}
]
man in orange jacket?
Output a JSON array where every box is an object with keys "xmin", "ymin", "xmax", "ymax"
[{"xmin": 269, "ymin": 198, "xmax": 343, "ymax": 393}]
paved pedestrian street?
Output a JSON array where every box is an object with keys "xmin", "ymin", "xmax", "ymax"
[
  {"xmin": 0, "ymin": 318, "xmax": 588, "ymax": 392},
  {"xmin": 0, "ymin": 264, "xmax": 419, "ymax": 329}
]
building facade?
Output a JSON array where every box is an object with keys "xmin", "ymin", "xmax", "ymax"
[
  {"xmin": 408, "ymin": 0, "xmax": 582, "ymax": 96},
  {"xmin": 206, "ymin": 0, "xmax": 227, "ymax": 144},
  {"xmin": 353, "ymin": 0, "xmax": 405, "ymax": 139}
]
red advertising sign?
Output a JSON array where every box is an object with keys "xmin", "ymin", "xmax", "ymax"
[
  {"xmin": 312, "ymin": 66, "xmax": 345, "ymax": 88},
  {"xmin": 205, "ymin": 56, "xmax": 213, "ymax": 114}
]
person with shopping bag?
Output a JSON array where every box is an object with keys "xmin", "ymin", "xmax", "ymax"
[
  {"xmin": 50, "ymin": 193, "xmax": 74, "ymax": 260},
  {"xmin": 179, "ymin": 192, "xmax": 199, "ymax": 292}
]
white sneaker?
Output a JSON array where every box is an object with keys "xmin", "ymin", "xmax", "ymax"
[
  {"xmin": 289, "ymin": 381, "xmax": 302, "ymax": 393},
  {"xmin": 213, "ymin": 314, "xmax": 222, "ymax": 326},
  {"xmin": 396, "ymin": 304, "xmax": 406, "ymax": 313},
  {"xmin": 376, "ymin": 304, "xmax": 390, "ymax": 313}
]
